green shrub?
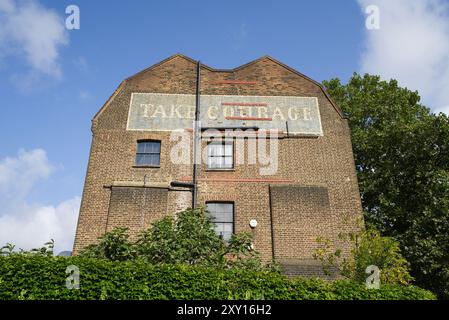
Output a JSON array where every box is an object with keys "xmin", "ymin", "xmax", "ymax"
[
  {"xmin": 314, "ymin": 224, "xmax": 413, "ymax": 285},
  {"xmin": 0, "ymin": 255, "xmax": 436, "ymax": 300},
  {"xmin": 79, "ymin": 228, "xmax": 135, "ymax": 262},
  {"xmin": 80, "ymin": 208, "xmax": 265, "ymax": 270}
]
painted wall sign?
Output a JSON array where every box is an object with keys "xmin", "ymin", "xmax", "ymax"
[{"xmin": 127, "ymin": 93, "xmax": 322, "ymax": 135}]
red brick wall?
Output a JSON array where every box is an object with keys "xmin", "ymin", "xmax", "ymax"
[{"xmin": 73, "ymin": 55, "xmax": 363, "ymax": 275}]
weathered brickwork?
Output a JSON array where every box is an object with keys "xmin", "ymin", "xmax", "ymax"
[{"xmin": 73, "ymin": 54, "xmax": 363, "ymax": 276}]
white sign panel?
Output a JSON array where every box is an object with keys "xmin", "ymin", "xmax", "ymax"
[{"xmin": 127, "ymin": 93, "xmax": 322, "ymax": 135}]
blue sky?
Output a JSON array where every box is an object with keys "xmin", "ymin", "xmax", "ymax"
[{"xmin": 1, "ymin": 0, "xmax": 449, "ymax": 252}]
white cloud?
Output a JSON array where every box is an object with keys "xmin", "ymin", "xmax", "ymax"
[
  {"xmin": 0, "ymin": 149, "xmax": 52, "ymax": 205},
  {"xmin": 232, "ymin": 23, "xmax": 248, "ymax": 50},
  {"xmin": 79, "ymin": 90, "xmax": 90, "ymax": 100},
  {"xmin": 73, "ymin": 56, "xmax": 89, "ymax": 73},
  {"xmin": 0, "ymin": 0, "xmax": 68, "ymax": 77},
  {"xmin": 0, "ymin": 149, "xmax": 80, "ymax": 254},
  {"xmin": 358, "ymin": 0, "xmax": 449, "ymax": 113}
]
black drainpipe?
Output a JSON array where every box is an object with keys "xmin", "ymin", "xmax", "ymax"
[
  {"xmin": 192, "ymin": 61, "xmax": 201, "ymax": 209},
  {"xmin": 268, "ymin": 185, "xmax": 276, "ymax": 261}
]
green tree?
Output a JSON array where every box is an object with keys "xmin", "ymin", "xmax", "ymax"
[
  {"xmin": 0, "ymin": 240, "xmax": 55, "ymax": 257},
  {"xmin": 314, "ymin": 226, "xmax": 413, "ymax": 285},
  {"xmin": 135, "ymin": 207, "xmax": 225, "ymax": 265},
  {"xmin": 323, "ymin": 74, "xmax": 449, "ymax": 298},
  {"xmin": 80, "ymin": 227, "xmax": 135, "ymax": 261},
  {"xmin": 80, "ymin": 208, "xmax": 265, "ymax": 270}
]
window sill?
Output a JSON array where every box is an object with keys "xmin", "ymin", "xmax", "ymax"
[
  {"xmin": 133, "ymin": 165, "xmax": 161, "ymax": 169},
  {"xmin": 206, "ymin": 168, "xmax": 235, "ymax": 172}
]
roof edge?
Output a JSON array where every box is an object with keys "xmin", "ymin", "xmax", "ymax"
[
  {"xmin": 260, "ymin": 56, "xmax": 345, "ymax": 119},
  {"xmin": 103, "ymin": 54, "xmax": 345, "ymax": 121},
  {"xmin": 125, "ymin": 53, "xmax": 215, "ymax": 81},
  {"xmin": 92, "ymin": 80, "xmax": 127, "ymax": 122}
]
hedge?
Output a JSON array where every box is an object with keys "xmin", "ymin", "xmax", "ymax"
[{"xmin": 0, "ymin": 255, "xmax": 436, "ymax": 300}]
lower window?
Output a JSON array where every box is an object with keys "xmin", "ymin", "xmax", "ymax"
[{"xmin": 206, "ymin": 202, "xmax": 234, "ymax": 241}]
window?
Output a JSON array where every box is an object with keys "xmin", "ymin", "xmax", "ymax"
[
  {"xmin": 206, "ymin": 202, "xmax": 234, "ymax": 241},
  {"xmin": 135, "ymin": 140, "xmax": 161, "ymax": 166},
  {"xmin": 206, "ymin": 142, "xmax": 233, "ymax": 169}
]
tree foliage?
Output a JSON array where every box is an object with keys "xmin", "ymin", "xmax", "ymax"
[
  {"xmin": 314, "ymin": 226, "xmax": 413, "ymax": 285},
  {"xmin": 80, "ymin": 208, "xmax": 267, "ymax": 270},
  {"xmin": 324, "ymin": 74, "xmax": 449, "ymax": 298},
  {"xmin": 78, "ymin": 228, "xmax": 134, "ymax": 262},
  {"xmin": 1, "ymin": 240, "xmax": 55, "ymax": 257}
]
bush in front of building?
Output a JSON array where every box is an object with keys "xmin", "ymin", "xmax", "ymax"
[
  {"xmin": 79, "ymin": 208, "xmax": 270, "ymax": 271},
  {"xmin": 0, "ymin": 254, "xmax": 436, "ymax": 300},
  {"xmin": 314, "ymin": 223, "xmax": 413, "ymax": 286}
]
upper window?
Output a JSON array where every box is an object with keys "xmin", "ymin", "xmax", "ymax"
[
  {"xmin": 206, "ymin": 202, "xmax": 234, "ymax": 241},
  {"xmin": 206, "ymin": 142, "xmax": 233, "ymax": 170},
  {"xmin": 135, "ymin": 141, "xmax": 161, "ymax": 166}
]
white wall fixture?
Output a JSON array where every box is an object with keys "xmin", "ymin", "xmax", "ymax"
[{"xmin": 249, "ymin": 219, "xmax": 258, "ymax": 228}]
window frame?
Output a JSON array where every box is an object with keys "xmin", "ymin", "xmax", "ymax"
[
  {"xmin": 205, "ymin": 201, "xmax": 235, "ymax": 241},
  {"xmin": 134, "ymin": 140, "xmax": 161, "ymax": 168},
  {"xmin": 205, "ymin": 140, "xmax": 234, "ymax": 171}
]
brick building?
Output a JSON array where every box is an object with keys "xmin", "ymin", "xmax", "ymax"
[{"xmin": 73, "ymin": 54, "xmax": 363, "ymax": 275}]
